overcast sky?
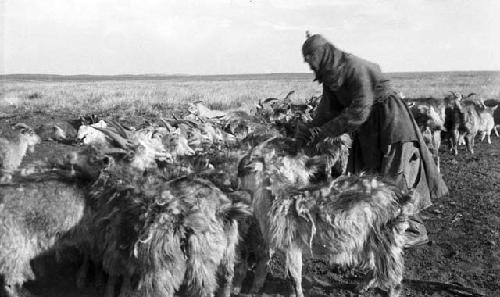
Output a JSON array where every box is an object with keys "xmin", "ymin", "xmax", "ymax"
[{"xmin": 1, "ymin": 0, "xmax": 499, "ymax": 75}]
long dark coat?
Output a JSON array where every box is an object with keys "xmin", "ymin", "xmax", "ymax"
[{"xmin": 302, "ymin": 35, "xmax": 448, "ymax": 210}]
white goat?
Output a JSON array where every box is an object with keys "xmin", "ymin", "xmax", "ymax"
[
  {"xmin": 76, "ymin": 120, "xmax": 108, "ymax": 146},
  {"xmin": 478, "ymin": 105, "xmax": 498, "ymax": 144},
  {"xmin": 188, "ymin": 101, "xmax": 226, "ymax": 119},
  {"xmin": 0, "ymin": 124, "xmax": 41, "ymax": 183}
]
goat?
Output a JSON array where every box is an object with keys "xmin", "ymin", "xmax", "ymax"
[
  {"xmin": 444, "ymin": 92, "xmax": 481, "ymax": 154},
  {"xmin": 76, "ymin": 167, "xmax": 250, "ymax": 297},
  {"xmin": 407, "ymin": 97, "xmax": 446, "ymax": 171},
  {"xmin": 76, "ymin": 120, "xmax": 108, "ymax": 146},
  {"xmin": 0, "ymin": 123, "xmax": 41, "ymax": 183},
  {"xmin": 236, "ymin": 136, "xmax": 350, "ymax": 294},
  {"xmin": 477, "ymin": 104, "xmax": 498, "ymax": 144},
  {"xmin": 0, "ymin": 176, "xmax": 89, "ymax": 297},
  {"xmin": 238, "ymin": 139, "xmax": 413, "ymax": 297},
  {"xmin": 36, "ymin": 124, "xmax": 67, "ymax": 142},
  {"xmin": 188, "ymin": 101, "xmax": 227, "ymax": 119},
  {"xmin": 62, "ymin": 143, "xmax": 251, "ymax": 297}
]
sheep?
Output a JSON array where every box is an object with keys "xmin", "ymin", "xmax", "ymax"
[
  {"xmin": 0, "ymin": 123, "xmax": 41, "ymax": 183},
  {"xmin": 238, "ymin": 139, "xmax": 414, "ymax": 297},
  {"xmin": 0, "ymin": 177, "xmax": 89, "ymax": 297}
]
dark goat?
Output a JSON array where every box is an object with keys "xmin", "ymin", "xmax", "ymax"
[{"xmin": 444, "ymin": 92, "xmax": 481, "ymax": 154}]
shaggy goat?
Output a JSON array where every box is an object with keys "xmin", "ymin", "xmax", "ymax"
[
  {"xmin": 81, "ymin": 168, "xmax": 250, "ymax": 297},
  {"xmin": 239, "ymin": 143, "xmax": 413, "ymax": 297},
  {"xmin": 64, "ymin": 144, "xmax": 251, "ymax": 297},
  {"xmin": 235, "ymin": 136, "xmax": 350, "ymax": 294},
  {"xmin": 0, "ymin": 177, "xmax": 88, "ymax": 297},
  {"xmin": 0, "ymin": 123, "xmax": 41, "ymax": 183}
]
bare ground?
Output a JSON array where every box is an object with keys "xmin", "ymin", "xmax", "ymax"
[{"xmin": 2, "ymin": 114, "xmax": 499, "ymax": 297}]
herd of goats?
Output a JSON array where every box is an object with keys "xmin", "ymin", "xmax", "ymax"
[{"xmin": 0, "ymin": 90, "xmax": 498, "ymax": 297}]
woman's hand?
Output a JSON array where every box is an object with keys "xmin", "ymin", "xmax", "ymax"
[
  {"xmin": 309, "ymin": 127, "xmax": 323, "ymax": 138},
  {"xmin": 295, "ymin": 122, "xmax": 312, "ymax": 145},
  {"xmin": 295, "ymin": 123, "xmax": 325, "ymax": 146}
]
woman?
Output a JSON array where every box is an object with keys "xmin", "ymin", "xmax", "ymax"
[{"xmin": 296, "ymin": 33, "xmax": 448, "ymax": 246}]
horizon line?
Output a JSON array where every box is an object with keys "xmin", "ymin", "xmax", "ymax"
[{"xmin": 2, "ymin": 69, "xmax": 500, "ymax": 77}]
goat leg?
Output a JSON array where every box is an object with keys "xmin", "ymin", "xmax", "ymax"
[
  {"xmin": 465, "ymin": 134, "xmax": 474, "ymax": 154},
  {"xmin": 451, "ymin": 130, "xmax": 459, "ymax": 155},
  {"xmin": 286, "ymin": 246, "xmax": 304, "ymax": 297},
  {"xmin": 248, "ymin": 251, "xmax": 271, "ymax": 294},
  {"xmin": 119, "ymin": 275, "xmax": 132, "ymax": 297},
  {"xmin": 232, "ymin": 248, "xmax": 249, "ymax": 295},
  {"xmin": 104, "ymin": 275, "xmax": 118, "ymax": 297},
  {"xmin": 216, "ymin": 245, "xmax": 236, "ymax": 297},
  {"xmin": 76, "ymin": 253, "xmax": 90, "ymax": 288}
]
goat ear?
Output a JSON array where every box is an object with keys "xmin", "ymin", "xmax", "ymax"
[
  {"xmin": 492, "ymin": 105, "xmax": 498, "ymax": 111},
  {"xmin": 294, "ymin": 194, "xmax": 310, "ymax": 220}
]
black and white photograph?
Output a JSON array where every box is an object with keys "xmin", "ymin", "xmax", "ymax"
[{"xmin": 1, "ymin": 1, "xmax": 499, "ymax": 296}]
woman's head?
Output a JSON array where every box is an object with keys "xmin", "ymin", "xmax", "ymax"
[{"xmin": 301, "ymin": 33, "xmax": 340, "ymax": 84}]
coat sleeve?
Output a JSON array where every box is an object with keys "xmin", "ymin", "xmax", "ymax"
[
  {"xmin": 319, "ymin": 65, "xmax": 374, "ymax": 138},
  {"xmin": 309, "ymin": 89, "xmax": 331, "ymax": 127}
]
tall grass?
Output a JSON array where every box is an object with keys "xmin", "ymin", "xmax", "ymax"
[{"xmin": 1, "ymin": 71, "xmax": 499, "ymax": 118}]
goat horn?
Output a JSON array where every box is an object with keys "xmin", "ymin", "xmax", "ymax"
[
  {"xmin": 284, "ymin": 90, "xmax": 295, "ymax": 100},
  {"xmin": 109, "ymin": 119, "xmax": 130, "ymax": 139},
  {"xmin": 94, "ymin": 127, "xmax": 133, "ymax": 149},
  {"xmin": 102, "ymin": 148, "xmax": 128, "ymax": 154},
  {"xmin": 138, "ymin": 232, "xmax": 153, "ymax": 244},
  {"xmin": 263, "ymin": 97, "xmax": 279, "ymax": 104}
]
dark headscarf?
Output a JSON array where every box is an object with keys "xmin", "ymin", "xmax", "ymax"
[
  {"xmin": 302, "ymin": 34, "xmax": 345, "ymax": 86},
  {"xmin": 302, "ymin": 34, "xmax": 329, "ymax": 56}
]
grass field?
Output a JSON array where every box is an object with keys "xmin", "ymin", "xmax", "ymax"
[{"xmin": 1, "ymin": 71, "xmax": 499, "ymax": 118}]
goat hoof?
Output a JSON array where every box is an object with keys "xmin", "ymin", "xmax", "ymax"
[
  {"xmin": 387, "ymin": 284, "xmax": 403, "ymax": 297},
  {"xmin": 76, "ymin": 275, "xmax": 86, "ymax": 289}
]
